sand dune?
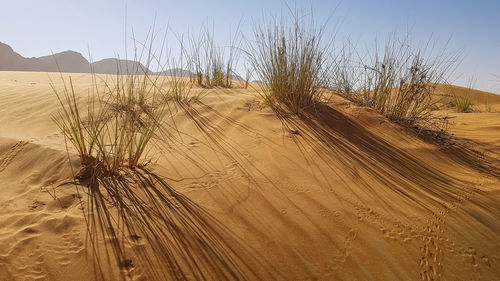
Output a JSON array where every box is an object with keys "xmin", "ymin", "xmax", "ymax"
[
  {"xmin": 434, "ymin": 84, "xmax": 500, "ymax": 105},
  {"xmin": 0, "ymin": 71, "xmax": 499, "ymax": 280}
]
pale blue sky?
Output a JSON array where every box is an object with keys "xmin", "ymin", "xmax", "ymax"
[{"xmin": 1, "ymin": 0, "xmax": 499, "ymax": 92}]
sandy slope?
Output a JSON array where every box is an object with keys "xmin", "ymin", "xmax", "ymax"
[
  {"xmin": 434, "ymin": 84, "xmax": 500, "ymax": 105},
  {"xmin": 0, "ymin": 71, "xmax": 499, "ymax": 281}
]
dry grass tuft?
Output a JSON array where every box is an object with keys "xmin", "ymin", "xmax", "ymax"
[
  {"xmin": 52, "ymin": 72, "xmax": 166, "ymax": 175},
  {"xmin": 187, "ymin": 24, "xmax": 242, "ymax": 88},
  {"xmin": 448, "ymin": 94, "xmax": 473, "ymax": 112},
  {"xmin": 247, "ymin": 11, "xmax": 334, "ymax": 113},
  {"xmin": 446, "ymin": 77, "xmax": 475, "ymax": 113},
  {"xmin": 333, "ymin": 34, "xmax": 458, "ymax": 128}
]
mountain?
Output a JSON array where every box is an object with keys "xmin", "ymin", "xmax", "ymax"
[
  {"xmin": 0, "ymin": 42, "xmax": 90, "ymax": 72},
  {"xmin": 155, "ymin": 68, "xmax": 193, "ymax": 77},
  {"xmin": 0, "ymin": 42, "xmax": 149, "ymax": 75},
  {"xmin": 91, "ymin": 58, "xmax": 149, "ymax": 75},
  {"xmin": 0, "ymin": 42, "xmax": 26, "ymax": 71},
  {"xmin": 38, "ymin": 51, "xmax": 91, "ymax": 73},
  {"xmin": 0, "ymin": 41, "xmax": 229, "ymax": 78}
]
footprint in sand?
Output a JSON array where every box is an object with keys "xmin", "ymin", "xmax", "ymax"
[{"xmin": 29, "ymin": 200, "xmax": 47, "ymax": 211}]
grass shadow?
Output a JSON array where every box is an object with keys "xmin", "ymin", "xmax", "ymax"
[
  {"xmin": 79, "ymin": 166, "xmax": 280, "ymax": 281},
  {"xmin": 271, "ymin": 102, "xmax": 499, "ymax": 215}
]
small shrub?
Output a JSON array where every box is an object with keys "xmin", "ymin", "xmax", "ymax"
[
  {"xmin": 187, "ymin": 24, "xmax": 241, "ymax": 88},
  {"xmin": 447, "ymin": 77, "xmax": 476, "ymax": 113},
  {"xmin": 247, "ymin": 11, "xmax": 334, "ymax": 113},
  {"xmin": 344, "ymin": 34, "xmax": 458, "ymax": 126},
  {"xmin": 448, "ymin": 94, "xmax": 473, "ymax": 112},
  {"xmin": 53, "ymin": 44, "xmax": 168, "ymax": 175}
]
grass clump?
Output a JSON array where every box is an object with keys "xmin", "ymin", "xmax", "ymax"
[
  {"xmin": 362, "ymin": 36, "xmax": 454, "ymax": 125},
  {"xmin": 188, "ymin": 24, "xmax": 241, "ymax": 88},
  {"xmin": 163, "ymin": 45, "xmax": 197, "ymax": 102},
  {"xmin": 247, "ymin": 12, "xmax": 334, "ymax": 113},
  {"xmin": 52, "ymin": 64, "xmax": 166, "ymax": 177},
  {"xmin": 446, "ymin": 77, "xmax": 475, "ymax": 113},
  {"xmin": 334, "ymin": 34, "xmax": 458, "ymax": 127},
  {"xmin": 448, "ymin": 94, "xmax": 473, "ymax": 112}
]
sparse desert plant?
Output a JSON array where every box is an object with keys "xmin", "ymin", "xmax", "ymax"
[
  {"xmin": 446, "ymin": 77, "xmax": 475, "ymax": 113},
  {"xmin": 356, "ymin": 35, "xmax": 458, "ymax": 126},
  {"xmin": 164, "ymin": 44, "xmax": 195, "ymax": 102},
  {"xmin": 187, "ymin": 23, "xmax": 242, "ymax": 88},
  {"xmin": 52, "ymin": 28, "xmax": 171, "ymax": 175},
  {"xmin": 170, "ymin": 76, "xmax": 194, "ymax": 101},
  {"xmin": 247, "ymin": 11, "xmax": 334, "ymax": 113},
  {"xmin": 53, "ymin": 72, "xmax": 166, "ymax": 176},
  {"xmin": 52, "ymin": 43, "xmax": 172, "ymax": 280},
  {"xmin": 146, "ymin": 29, "xmax": 203, "ymax": 103},
  {"xmin": 448, "ymin": 94, "xmax": 473, "ymax": 112}
]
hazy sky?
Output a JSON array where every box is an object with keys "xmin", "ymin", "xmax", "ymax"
[{"xmin": 1, "ymin": 0, "xmax": 499, "ymax": 93}]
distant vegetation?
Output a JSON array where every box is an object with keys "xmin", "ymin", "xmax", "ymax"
[
  {"xmin": 444, "ymin": 77, "xmax": 476, "ymax": 112},
  {"xmin": 448, "ymin": 94, "xmax": 473, "ymax": 112},
  {"xmin": 186, "ymin": 24, "xmax": 242, "ymax": 88}
]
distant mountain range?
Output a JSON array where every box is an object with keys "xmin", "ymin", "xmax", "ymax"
[{"xmin": 0, "ymin": 42, "xmax": 195, "ymax": 76}]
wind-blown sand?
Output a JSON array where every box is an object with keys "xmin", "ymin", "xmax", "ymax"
[{"xmin": 0, "ymin": 71, "xmax": 499, "ymax": 280}]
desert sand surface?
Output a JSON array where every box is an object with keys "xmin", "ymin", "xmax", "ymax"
[{"xmin": 0, "ymin": 71, "xmax": 499, "ymax": 280}]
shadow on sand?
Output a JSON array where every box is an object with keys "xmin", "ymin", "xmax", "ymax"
[
  {"xmin": 79, "ymin": 164, "xmax": 279, "ymax": 281},
  {"xmin": 76, "ymin": 99, "xmax": 498, "ymax": 281},
  {"xmin": 271, "ymin": 102, "xmax": 500, "ymax": 215}
]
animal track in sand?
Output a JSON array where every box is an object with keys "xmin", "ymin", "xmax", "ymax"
[
  {"xmin": 8, "ymin": 228, "xmax": 84, "ymax": 280},
  {"xmin": 348, "ymin": 200, "xmax": 456, "ymax": 281},
  {"xmin": 181, "ymin": 160, "xmax": 248, "ymax": 190},
  {"xmin": 182, "ymin": 171, "xmax": 226, "ymax": 190},
  {"xmin": 0, "ymin": 141, "xmax": 28, "ymax": 173},
  {"xmin": 418, "ymin": 223, "xmax": 443, "ymax": 281},
  {"xmin": 332, "ymin": 228, "xmax": 358, "ymax": 267},
  {"xmin": 317, "ymin": 226, "xmax": 359, "ymax": 279},
  {"xmin": 187, "ymin": 140, "xmax": 200, "ymax": 148}
]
